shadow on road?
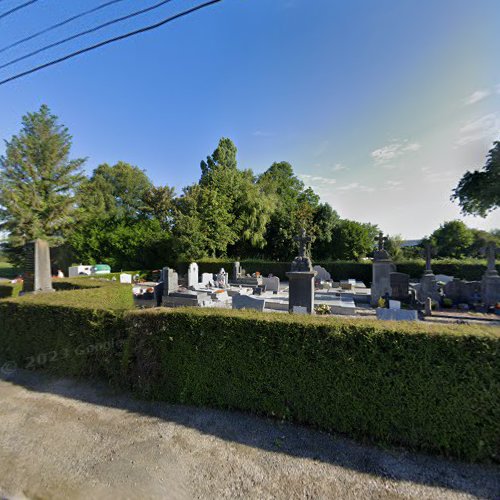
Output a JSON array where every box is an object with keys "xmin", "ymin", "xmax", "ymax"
[{"xmin": 2, "ymin": 369, "xmax": 498, "ymax": 498}]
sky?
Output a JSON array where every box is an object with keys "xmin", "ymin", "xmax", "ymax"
[{"xmin": 0, "ymin": 0, "xmax": 499, "ymax": 239}]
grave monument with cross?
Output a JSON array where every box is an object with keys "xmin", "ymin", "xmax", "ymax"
[{"xmin": 286, "ymin": 228, "xmax": 316, "ymax": 313}]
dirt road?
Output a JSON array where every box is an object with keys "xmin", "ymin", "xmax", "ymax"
[{"xmin": 0, "ymin": 370, "xmax": 498, "ymax": 499}]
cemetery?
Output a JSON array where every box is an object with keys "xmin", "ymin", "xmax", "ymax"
[{"xmin": 0, "ymin": 235, "xmax": 499, "ymax": 465}]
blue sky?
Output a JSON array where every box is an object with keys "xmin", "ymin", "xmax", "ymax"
[{"xmin": 0, "ymin": 0, "xmax": 499, "ymax": 238}]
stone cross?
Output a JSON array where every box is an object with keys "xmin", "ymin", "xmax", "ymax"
[
  {"xmin": 424, "ymin": 242, "xmax": 433, "ymax": 272},
  {"xmin": 294, "ymin": 228, "xmax": 311, "ymax": 258},
  {"xmin": 485, "ymin": 242, "xmax": 497, "ymax": 271},
  {"xmin": 376, "ymin": 232, "xmax": 387, "ymax": 251}
]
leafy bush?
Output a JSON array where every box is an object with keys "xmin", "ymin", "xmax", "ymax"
[
  {"xmin": 1, "ymin": 285, "xmax": 498, "ymax": 462},
  {"xmin": 123, "ymin": 309, "xmax": 499, "ymax": 462}
]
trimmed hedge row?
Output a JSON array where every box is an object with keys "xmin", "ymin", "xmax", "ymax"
[
  {"xmin": 174, "ymin": 259, "xmax": 499, "ymax": 283},
  {"xmin": 0, "ymin": 286, "xmax": 498, "ymax": 462}
]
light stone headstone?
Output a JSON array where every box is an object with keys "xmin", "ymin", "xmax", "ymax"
[
  {"xmin": 262, "ymin": 276, "xmax": 280, "ymax": 293},
  {"xmin": 162, "ymin": 267, "xmax": 179, "ymax": 295},
  {"xmin": 233, "ymin": 261, "xmax": 241, "ymax": 281},
  {"xmin": 292, "ymin": 306, "xmax": 308, "ymax": 314},
  {"xmin": 371, "ymin": 234, "xmax": 395, "ymax": 306},
  {"xmin": 22, "ymin": 239, "xmax": 54, "ymax": 293},
  {"xmin": 120, "ymin": 273, "xmax": 132, "ymax": 284},
  {"xmin": 313, "ymin": 265, "xmax": 331, "ymax": 282},
  {"xmin": 389, "ymin": 300, "xmax": 401, "ymax": 310},
  {"xmin": 188, "ymin": 262, "xmax": 199, "ymax": 288},
  {"xmin": 201, "ymin": 273, "xmax": 214, "ymax": 287}
]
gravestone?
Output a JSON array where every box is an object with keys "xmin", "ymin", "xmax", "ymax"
[
  {"xmin": 388, "ymin": 300, "xmax": 401, "ymax": 310},
  {"xmin": 443, "ymin": 278, "xmax": 481, "ymax": 305},
  {"xmin": 232, "ymin": 294, "xmax": 266, "ymax": 311},
  {"xmin": 233, "ymin": 261, "xmax": 241, "ymax": 281},
  {"xmin": 22, "ymin": 239, "xmax": 54, "ymax": 293},
  {"xmin": 120, "ymin": 273, "xmax": 132, "ymax": 284},
  {"xmin": 262, "ymin": 276, "xmax": 280, "ymax": 293},
  {"xmin": 286, "ymin": 229, "xmax": 316, "ymax": 314},
  {"xmin": 418, "ymin": 242, "xmax": 440, "ymax": 303},
  {"xmin": 390, "ymin": 272, "xmax": 410, "ymax": 301},
  {"xmin": 371, "ymin": 232, "xmax": 395, "ymax": 306},
  {"xmin": 201, "ymin": 273, "xmax": 214, "ymax": 287},
  {"xmin": 162, "ymin": 267, "xmax": 179, "ymax": 295},
  {"xmin": 376, "ymin": 308, "xmax": 418, "ymax": 321},
  {"xmin": 188, "ymin": 262, "xmax": 199, "ymax": 288},
  {"xmin": 481, "ymin": 242, "xmax": 500, "ymax": 307},
  {"xmin": 216, "ymin": 268, "xmax": 229, "ymax": 288},
  {"xmin": 313, "ymin": 265, "xmax": 331, "ymax": 282}
]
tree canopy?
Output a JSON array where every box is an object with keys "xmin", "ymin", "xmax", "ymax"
[{"xmin": 452, "ymin": 140, "xmax": 500, "ymax": 217}]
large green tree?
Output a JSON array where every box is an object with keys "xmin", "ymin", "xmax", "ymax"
[
  {"xmin": 452, "ymin": 141, "xmax": 500, "ymax": 216},
  {"xmin": 330, "ymin": 219, "xmax": 378, "ymax": 260},
  {"xmin": 0, "ymin": 105, "xmax": 85, "ymax": 263},
  {"xmin": 429, "ymin": 220, "xmax": 475, "ymax": 258}
]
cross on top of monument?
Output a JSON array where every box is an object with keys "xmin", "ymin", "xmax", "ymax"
[
  {"xmin": 485, "ymin": 242, "xmax": 497, "ymax": 270},
  {"xmin": 376, "ymin": 232, "xmax": 387, "ymax": 251},
  {"xmin": 294, "ymin": 228, "xmax": 311, "ymax": 258}
]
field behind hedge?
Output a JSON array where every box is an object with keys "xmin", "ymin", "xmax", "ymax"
[{"xmin": 0, "ymin": 282, "xmax": 499, "ymax": 463}]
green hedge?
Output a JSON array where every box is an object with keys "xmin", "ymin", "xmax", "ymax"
[
  {"xmin": 1, "ymin": 287, "xmax": 499, "ymax": 462},
  {"xmin": 173, "ymin": 259, "xmax": 499, "ymax": 283}
]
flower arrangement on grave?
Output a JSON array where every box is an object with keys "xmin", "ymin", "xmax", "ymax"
[{"xmin": 314, "ymin": 304, "xmax": 331, "ymax": 315}]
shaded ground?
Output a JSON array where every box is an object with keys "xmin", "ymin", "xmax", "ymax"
[{"xmin": 0, "ymin": 370, "xmax": 498, "ymax": 499}]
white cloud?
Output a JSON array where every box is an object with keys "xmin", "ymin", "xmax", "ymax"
[
  {"xmin": 331, "ymin": 163, "xmax": 347, "ymax": 172},
  {"xmin": 371, "ymin": 140, "xmax": 421, "ymax": 164},
  {"xmin": 456, "ymin": 114, "xmax": 499, "ymax": 146},
  {"xmin": 384, "ymin": 180, "xmax": 403, "ymax": 191},
  {"xmin": 463, "ymin": 89, "xmax": 491, "ymax": 105},
  {"xmin": 299, "ymin": 174, "xmax": 336, "ymax": 185},
  {"xmin": 336, "ymin": 182, "xmax": 374, "ymax": 193},
  {"xmin": 386, "ymin": 180, "xmax": 402, "ymax": 187}
]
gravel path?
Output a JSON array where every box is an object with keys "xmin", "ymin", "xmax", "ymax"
[{"xmin": 0, "ymin": 370, "xmax": 498, "ymax": 499}]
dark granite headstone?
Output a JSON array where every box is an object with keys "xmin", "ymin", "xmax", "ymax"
[{"xmin": 390, "ymin": 272, "xmax": 410, "ymax": 301}]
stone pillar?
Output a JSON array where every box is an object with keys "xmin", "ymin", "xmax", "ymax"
[
  {"xmin": 286, "ymin": 271, "xmax": 316, "ymax": 313},
  {"xmin": 370, "ymin": 246, "xmax": 395, "ymax": 307},
  {"xmin": 232, "ymin": 261, "xmax": 241, "ymax": 282},
  {"xmin": 481, "ymin": 243, "xmax": 500, "ymax": 307},
  {"xmin": 162, "ymin": 267, "xmax": 178, "ymax": 295},
  {"xmin": 22, "ymin": 239, "xmax": 54, "ymax": 294},
  {"xmin": 187, "ymin": 262, "xmax": 199, "ymax": 289}
]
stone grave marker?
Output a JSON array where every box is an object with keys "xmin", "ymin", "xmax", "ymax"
[
  {"xmin": 313, "ymin": 265, "xmax": 331, "ymax": 282},
  {"xmin": 188, "ymin": 262, "xmax": 199, "ymax": 288},
  {"xmin": 162, "ymin": 267, "xmax": 179, "ymax": 295},
  {"xmin": 262, "ymin": 276, "xmax": 280, "ymax": 293},
  {"xmin": 232, "ymin": 294, "xmax": 266, "ymax": 311},
  {"xmin": 390, "ymin": 272, "xmax": 410, "ymax": 301},
  {"xmin": 120, "ymin": 273, "xmax": 132, "ymax": 284},
  {"xmin": 22, "ymin": 239, "xmax": 54, "ymax": 293}
]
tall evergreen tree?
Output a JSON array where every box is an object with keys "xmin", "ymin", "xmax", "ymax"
[{"xmin": 0, "ymin": 105, "xmax": 85, "ymax": 263}]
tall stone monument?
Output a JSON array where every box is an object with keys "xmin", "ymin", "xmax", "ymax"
[
  {"xmin": 481, "ymin": 242, "xmax": 500, "ymax": 307},
  {"xmin": 162, "ymin": 267, "xmax": 179, "ymax": 295},
  {"xmin": 286, "ymin": 229, "xmax": 316, "ymax": 314},
  {"xmin": 370, "ymin": 232, "xmax": 395, "ymax": 306},
  {"xmin": 418, "ymin": 242, "xmax": 440, "ymax": 303},
  {"xmin": 187, "ymin": 262, "xmax": 199, "ymax": 289},
  {"xmin": 22, "ymin": 239, "xmax": 54, "ymax": 293}
]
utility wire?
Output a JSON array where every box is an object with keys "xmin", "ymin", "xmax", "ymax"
[
  {"xmin": 0, "ymin": 0, "xmax": 223, "ymax": 86},
  {"xmin": 0, "ymin": 0, "xmax": 128, "ymax": 54},
  {"xmin": 0, "ymin": 0, "xmax": 38, "ymax": 20},
  {"xmin": 0, "ymin": 0, "xmax": 176, "ymax": 70}
]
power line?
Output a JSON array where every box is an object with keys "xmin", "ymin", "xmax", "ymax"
[
  {"xmin": 0, "ymin": 0, "xmax": 38, "ymax": 20},
  {"xmin": 0, "ymin": 0, "xmax": 177, "ymax": 70},
  {"xmin": 0, "ymin": 0, "xmax": 223, "ymax": 86},
  {"xmin": 0, "ymin": 0, "xmax": 128, "ymax": 55}
]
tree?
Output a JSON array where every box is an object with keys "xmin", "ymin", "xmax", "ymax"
[
  {"xmin": 141, "ymin": 185, "xmax": 176, "ymax": 230},
  {"xmin": 258, "ymin": 162, "xmax": 320, "ymax": 260},
  {"xmin": 452, "ymin": 141, "xmax": 500, "ymax": 216},
  {"xmin": 429, "ymin": 220, "xmax": 474, "ymax": 258},
  {"xmin": 0, "ymin": 105, "xmax": 85, "ymax": 264},
  {"xmin": 330, "ymin": 219, "xmax": 378, "ymax": 260},
  {"xmin": 79, "ymin": 161, "xmax": 152, "ymax": 220},
  {"xmin": 311, "ymin": 203, "xmax": 340, "ymax": 260},
  {"xmin": 385, "ymin": 234, "xmax": 404, "ymax": 261}
]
